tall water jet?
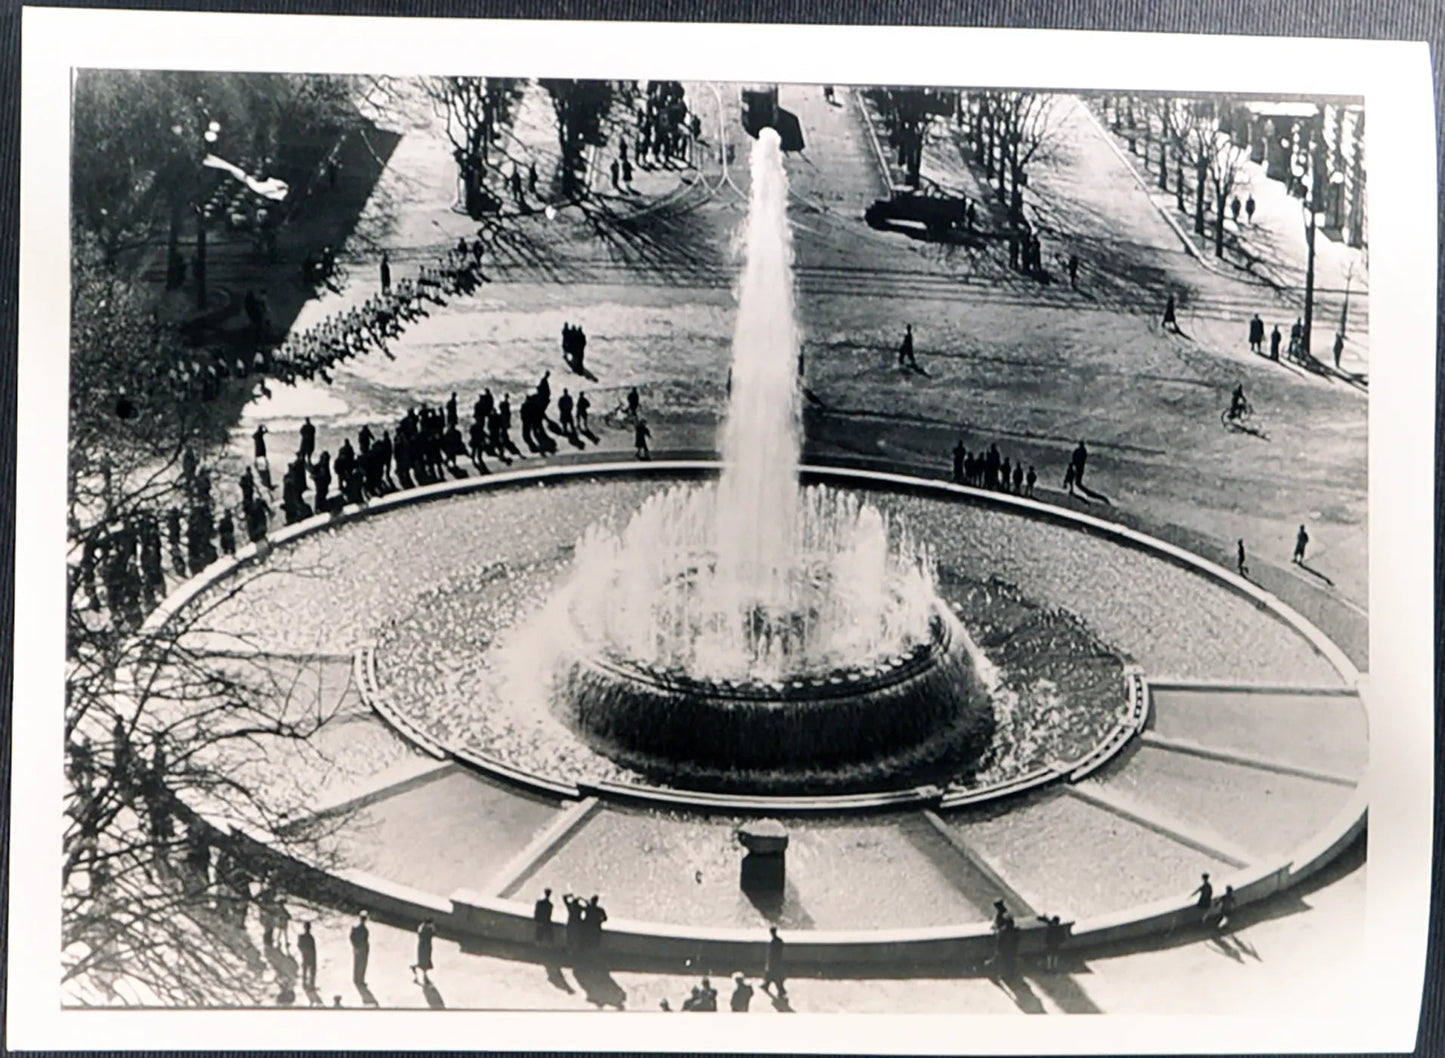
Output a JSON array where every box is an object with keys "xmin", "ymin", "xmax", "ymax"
[
  {"xmin": 714, "ymin": 128, "xmax": 802, "ymax": 607},
  {"xmin": 553, "ymin": 124, "xmax": 995, "ymax": 789}
]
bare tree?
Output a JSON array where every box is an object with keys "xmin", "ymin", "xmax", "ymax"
[
  {"xmin": 1205, "ymin": 126, "xmax": 1249, "ymax": 257},
  {"xmin": 420, "ymin": 76, "xmax": 524, "ymax": 217},
  {"xmin": 540, "ymin": 79, "xmax": 615, "ymax": 200},
  {"xmin": 65, "ymin": 235, "xmax": 374, "ymax": 1005}
]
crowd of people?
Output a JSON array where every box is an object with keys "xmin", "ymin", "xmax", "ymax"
[
  {"xmin": 950, "ymin": 438, "xmax": 1039, "ymax": 498},
  {"xmin": 270, "ymin": 239, "xmax": 490, "ymax": 386}
]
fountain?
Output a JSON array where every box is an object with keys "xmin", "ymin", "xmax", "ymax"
[{"xmin": 554, "ymin": 128, "xmax": 995, "ymax": 789}]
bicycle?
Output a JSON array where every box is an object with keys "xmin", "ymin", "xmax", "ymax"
[{"xmin": 1221, "ymin": 399, "xmax": 1254, "ymax": 429}]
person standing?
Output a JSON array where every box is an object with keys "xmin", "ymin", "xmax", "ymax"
[
  {"xmin": 297, "ymin": 921, "xmax": 318, "ymax": 990},
  {"xmin": 1289, "ymin": 317, "xmax": 1304, "ymax": 359},
  {"xmin": 533, "ymin": 888, "xmax": 555, "ymax": 947},
  {"xmin": 1237, "ymin": 539, "xmax": 1249, "ymax": 578},
  {"xmin": 563, "ymin": 892, "xmax": 584, "ymax": 957},
  {"xmin": 1162, "ymin": 292, "xmax": 1179, "ymax": 333},
  {"xmin": 380, "ymin": 252, "xmax": 391, "ymax": 294},
  {"xmin": 762, "ymin": 925, "xmax": 786, "ymax": 996},
  {"xmin": 1213, "ymin": 885, "xmax": 1237, "ymax": 932},
  {"xmin": 252, "ymin": 423, "xmax": 269, "ymax": 471},
  {"xmin": 1229, "ymin": 196, "xmax": 1241, "ymax": 225},
  {"xmin": 1269, "ymin": 323, "xmax": 1282, "ymax": 361},
  {"xmin": 951, "ymin": 439, "xmax": 966, "ymax": 485},
  {"xmin": 1245, "ymin": 194, "xmax": 1256, "ymax": 224},
  {"xmin": 634, "ymin": 418, "xmax": 651, "ymax": 460},
  {"xmin": 1293, "ymin": 524, "xmax": 1309, "ymax": 564},
  {"xmin": 729, "ymin": 972, "xmax": 754, "ymax": 1011},
  {"xmin": 299, "ymin": 417, "xmax": 316, "ymax": 463},
  {"xmin": 349, "ymin": 911, "xmax": 370, "ymax": 987},
  {"xmin": 1024, "ymin": 465, "xmax": 1036, "ymax": 497},
  {"xmin": 1035, "ymin": 914, "xmax": 1067, "ymax": 972},
  {"xmin": 626, "ymin": 386, "xmax": 641, "ymax": 421},
  {"xmin": 1333, "ymin": 330, "xmax": 1345, "ymax": 370},
  {"xmin": 558, "ymin": 389, "xmax": 575, "ymax": 438},
  {"xmin": 411, "ymin": 917, "xmax": 436, "ymax": 985},
  {"xmin": 1248, "ymin": 313, "xmax": 1265, "ymax": 354},
  {"xmin": 609, "ymin": 157, "xmax": 621, "ymax": 191},
  {"xmin": 1191, "ymin": 873, "xmax": 1214, "ymax": 923},
  {"xmin": 1066, "ymin": 253, "xmax": 1079, "ymax": 290},
  {"xmin": 575, "ymin": 391, "xmax": 591, "ymax": 435}
]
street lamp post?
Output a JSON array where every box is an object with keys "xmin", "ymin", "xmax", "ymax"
[{"xmin": 195, "ymin": 113, "xmax": 221, "ymax": 310}]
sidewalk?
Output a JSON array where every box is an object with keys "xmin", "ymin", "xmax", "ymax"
[{"xmin": 1083, "ymin": 100, "xmax": 1369, "ymax": 379}]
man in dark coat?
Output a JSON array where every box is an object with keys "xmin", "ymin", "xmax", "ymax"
[
  {"xmin": 533, "ymin": 888, "xmax": 555, "ymax": 946},
  {"xmin": 297, "ymin": 921, "xmax": 318, "ymax": 989},
  {"xmin": 762, "ymin": 926, "xmax": 786, "ymax": 996},
  {"xmin": 349, "ymin": 911, "xmax": 370, "ymax": 987},
  {"xmin": 1248, "ymin": 314, "xmax": 1265, "ymax": 354}
]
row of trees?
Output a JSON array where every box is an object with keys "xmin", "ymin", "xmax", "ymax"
[
  {"xmin": 1107, "ymin": 94, "xmax": 1248, "ymax": 258},
  {"xmin": 422, "ymin": 77, "xmax": 624, "ymax": 213},
  {"xmin": 73, "ymin": 70, "xmax": 364, "ymax": 271}
]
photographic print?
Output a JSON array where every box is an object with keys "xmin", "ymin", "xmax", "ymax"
[{"xmin": 9, "ymin": 10, "xmax": 1437, "ymax": 1054}]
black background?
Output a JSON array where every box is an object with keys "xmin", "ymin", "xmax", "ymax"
[{"xmin": 0, "ymin": 1, "xmax": 1440, "ymax": 1055}]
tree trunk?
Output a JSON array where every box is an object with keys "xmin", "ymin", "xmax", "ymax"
[
  {"xmin": 1193, "ymin": 162, "xmax": 1207, "ymax": 235},
  {"xmin": 1158, "ymin": 143, "xmax": 1169, "ymax": 188},
  {"xmin": 1214, "ymin": 193, "xmax": 1226, "ymax": 256}
]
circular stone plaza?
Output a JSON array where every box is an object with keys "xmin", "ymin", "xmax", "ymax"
[{"xmin": 85, "ymin": 79, "xmax": 1370, "ymax": 1014}]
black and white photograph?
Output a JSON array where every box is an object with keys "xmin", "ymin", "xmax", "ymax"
[{"xmin": 7, "ymin": 9, "xmax": 1438, "ymax": 1053}]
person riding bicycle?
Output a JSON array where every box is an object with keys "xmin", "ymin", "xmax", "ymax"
[{"xmin": 1229, "ymin": 385, "xmax": 1249, "ymax": 420}]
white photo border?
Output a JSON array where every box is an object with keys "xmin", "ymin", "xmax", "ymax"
[{"xmin": 12, "ymin": 7, "xmax": 1438, "ymax": 1053}]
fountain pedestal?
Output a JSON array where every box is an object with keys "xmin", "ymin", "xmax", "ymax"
[{"xmin": 739, "ymin": 819, "xmax": 789, "ymax": 896}]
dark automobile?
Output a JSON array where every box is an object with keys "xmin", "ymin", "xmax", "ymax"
[{"xmin": 864, "ymin": 191, "xmax": 969, "ymax": 237}]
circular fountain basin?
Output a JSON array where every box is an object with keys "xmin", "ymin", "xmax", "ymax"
[{"xmin": 556, "ymin": 599, "xmax": 995, "ymax": 788}]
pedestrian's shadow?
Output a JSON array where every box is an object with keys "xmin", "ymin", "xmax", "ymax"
[
  {"xmin": 1225, "ymin": 419, "xmax": 1270, "ymax": 441},
  {"xmin": 303, "ymin": 984, "xmax": 324, "ymax": 1007},
  {"xmin": 1295, "ymin": 561, "xmax": 1335, "ymax": 587},
  {"xmin": 356, "ymin": 983, "xmax": 379, "ymax": 1008},
  {"xmin": 1074, "ymin": 483, "xmax": 1112, "ymax": 505},
  {"xmin": 990, "ymin": 971, "xmax": 1046, "ymax": 1014},
  {"xmin": 766, "ymin": 988, "xmax": 793, "ymax": 1012},
  {"xmin": 573, "ymin": 964, "xmax": 627, "ymax": 1009},
  {"xmin": 563, "ymin": 354, "xmax": 599, "ymax": 383},
  {"xmin": 578, "ymin": 427, "xmax": 601, "ymax": 445},
  {"xmin": 544, "ymin": 961, "xmax": 575, "ymax": 994},
  {"xmin": 901, "ymin": 361, "xmax": 932, "ymax": 378},
  {"xmin": 421, "ymin": 981, "xmax": 446, "ymax": 1009}
]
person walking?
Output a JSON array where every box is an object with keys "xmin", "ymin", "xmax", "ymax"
[
  {"xmin": 1333, "ymin": 330, "xmax": 1345, "ymax": 370},
  {"xmin": 411, "ymin": 917, "xmax": 436, "ymax": 985},
  {"xmin": 1269, "ymin": 323, "xmax": 1282, "ymax": 361},
  {"xmin": 575, "ymin": 391, "xmax": 591, "ymax": 435},
  {"xmin": 1248, "ymin": 313, "xmax": 1265, "ymax": 354},
  {"xmin": 349, "ymin": 911, "xmax": 370, "ymax": 987},
  {"xmin": 1071, "ymin": 440, "xmax": 1089, "ymax": 488},
  {"xmin": 297, "ymin": 921, "xmax": 317, "ymax": 990},
  {"xmin": 1237, "ymin": 539, "xmax": 1249, "ymax": 578},
  {"xmin": 1066, "ymin": 253, "xmax": 1079, "ymax": 290},
  {"xmin": 1025, "ymin": 465, "xmax": 1036, "ymax": 497},
  {"xmin": 533, "ymin": 888, "xmax": 555, "ymax": 947},
  {"xmin": 1288, "ymin": 317, "xmax": 1304, "ymax": 359},
  {"xmin": 1293, "ymin": 524, "xmax": 1309, "ymax": 564},
  {"xmin": 609, "ymin": 157, "xmax": 620, "ymax": 191},
  {"xmin": 626, "ymin": 386, "xmax": 641, "ymax": 421},
  {"xmin": 898, "ymin": 324, "xmax": 916, "ymax": 368},
  {"xmin": 1162, "ymin": 292, "xmax": 1179, "ymax": 334},
  {"xmin": 380, "ymin": 252, "xmax": 391, "ymax": 294},
  {"xmin": 1230, "ymin": 196, "xmax": 1241, "ymax": 225},
  {"xmin": 951, "ymin": 439, "xmax": 966, "ymax": 485},
  {"xmin": 762, "ymin": 926, "xmax": 786, "ymax": 996},
  {"xmin": 633, "ymin": 418, "xmax": 651, "ymax": 460},
  {"xmin": 1245, "ymin": 194, "xmax": 1256, "ymax": 224}
]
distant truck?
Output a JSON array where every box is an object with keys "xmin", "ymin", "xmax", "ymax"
[{"xmin": 864, "ymin": 190, "xmax": 969, "ymax": 238}]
